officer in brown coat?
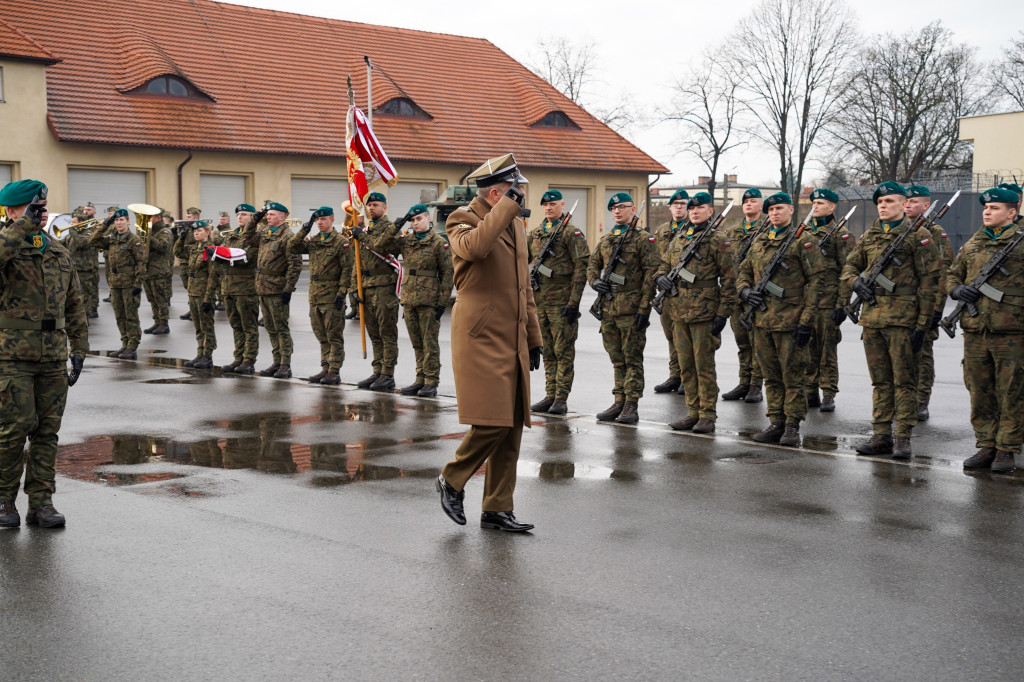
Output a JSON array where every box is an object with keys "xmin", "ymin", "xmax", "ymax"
[{"xmin": 435, "ymin": 154, "xmax": 542, "ymax": 533}]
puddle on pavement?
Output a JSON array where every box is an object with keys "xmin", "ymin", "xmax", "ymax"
[{"xmin": 719, "ymin": 451, "xmax": 796, "ymax": 464}]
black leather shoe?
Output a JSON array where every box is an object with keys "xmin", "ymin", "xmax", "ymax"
[
  {"xmin": 436, "ymin": 475, "xmax": 466, "ymax": 525},
  {"xmin": 417, "ymin": 385, "xmax": 437, "ymax": 398},
  {"xmin": 179, "ymin": 311, "xmax": 192, "ymax": 320},
  {"xmin": 369, "ymin": 374, "xmax": 395, "ymax": 391},
  {"xmin": 548, "ymin": 398, "xmax": 567, "ymax": 415},
  {"xmin": 26, "ymin": 504, "xmax": 65, "ymax": 528},
  {"xmin": 143, "ymin": 324, "xmax": 157, "ymax": 334},
  {"xmin": 0, "ymin": 499, "xmax": 19, "ymax": 528},
  {"xmin": 480, "ymin": 511, "xmax": 534, "ymax": 532},
  {"xmin": 88, "ymin": 311, "xmax": 99, "ymax": 319},
  {"xmin": 676, "ymin": 383, "xmax": 686, "ymax": 395},
  {"xmin": 192, "ymin": 355, "xmax": 213, "ymax": 370},
  {"xmin": 654, "ymin": 376, "xmax": 681, "ymax": 393},
  {"xmin": 531, "ymin": 396, "xmax": 555, "ymax": 412},
  {"xmin": 992, "ymin": 451, "xmax": 1017, "ymax": 474},
  {"xmin": 721, "ymin": 384, "xmax": 749, "ymax": 401},
  {"xmin": 400, "ymin": 382, "xmax": 425, "ymax": 395},
  {"xmin": 356, "ymin": 373, "xmax": 380, "ymax": 389},
  {"xmin": 151, "ymin": 324, "xmax": 170, "ymax": 335},
  {"xmin": 183, "ymin": 355, "xmax": 201, "ymax": 368},
  {"xmin": 120, "ymin": 349, "xmax": 137, "ymax": 360}
]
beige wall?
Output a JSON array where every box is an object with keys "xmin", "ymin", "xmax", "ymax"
[{"xmin": 959, "ymin": 111, "xmax": 1024, "ymax": 177}]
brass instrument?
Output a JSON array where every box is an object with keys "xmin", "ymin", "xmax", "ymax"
[
  {"xmin": 127, "ymin": 203, "xmax": 162, "ymax": 241},
  {"xmin": 284, "ymin": 218, "xmax": 304, "ymax": 228},
  {"xmin": 48, "ymin": 214, "xmax": 102, "ymax": 240}
]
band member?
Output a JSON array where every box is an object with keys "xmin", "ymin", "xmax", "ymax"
[
  {"xmin": 63, "ymin": 208, "xmax": 101, "ymax": 318},
  {"xmin": 178, "ymin": 206, "xmax": 201, "ymax": 320},
  {"xmin": 174, "ymin": 220, "xmax": 217, "ymax": 368},
  {"xmin": 142, "ymin": 213, "xmax": 174, "ymax": 336},
  {"xmin": 723, "ymin": 188, "xmax": 764, "ymax": 403},
  {"xmin": 90, "ymin": 208, "xmax": 146, "ymax": 359},
  {"xmin": 212, "ymin": 204, "xmax": 260, "ymax": 374},
  {"xmin": 652, "ymin": 189, "xmax": 689, "ymax": 395}
]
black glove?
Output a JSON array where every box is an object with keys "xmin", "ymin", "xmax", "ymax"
[
  {"xmin": 204, "ymin": 245, "xmax": 216, "ymax": 260},
  {"xmin": 655, "ymin": 274, "xmax": 675, "ymax": 292},
  {"xmin": 832, "ymin": 307, "xmax": 847, "ymax": 326},
  {"xmin": 350, "ymin": 226, "xmax": 364, "ymax": 241},
  {"xmin": 67, "ymin": 355, "xmax": 84, "ymax": 387},
  {"xmin": 104, "ymin": 214, "xmax": 116, "ymax": 228},
  {"xmin": 931, "ymin": 309, "xmax": 942, "ymax": 331},
  {"xmin": 394, "ymin": 214, "xmax": 411, "ymax": 230},
  {"xmin": 200, "ymin": 301, "xmax": 212, "ymax": 314},
  {"xmin": 951, "ymin": 284, "xmax": 980, "ymax": 304},
  {"xmin": 24, "ymin": 201, "xmax": 45, "ymax": 227},
  {"xmin": 334, "ymin": 295, "xmax": 346, "ymax": 312},
  {"xmin": 435, "ymin": 304, "xmax": 446, "ymax": 321},
  {"xmin": 131, "ymin": 286, "xmax": 142, "ymax": 296},
  {"xmin": 739, "ymin": 287, "xmax": 765, "ymax": 309},
  {"xmin": 910, "ymin": 328, "xmax": 926, "ymax": 353},
  {"xmin": 252, "ymin": 208, "xmax": 268, "ymax": 225},
  {"xmin": 852, "ymin": 277, "xmax": 874, "ymax": 303},
  {"xmin": 351, "ymin": 291, "xmax": 362, "ymax": 305},
  {"xmin": 792, "ymin": 324, "xmax": 813, "ymax": 348},
  {"xmin": 505, "ymin": 182, "xmax": 525, "ymax": 206},
  {"xmin": 280, "ymin": 291, "xmax": 291, "ymax": 305},
  {"xmin": 561, "ymin": 305, "xmax": 579, "ymax": 320},
  {"xmin": 301, "ymin": 215, "xmax": 315, "ymax": 233},
  {"xmin": 592, "ymin": 278, "xmax": 612, "ymax": 295},
  {"xmin": 711, "ymin": 315, "xmax": 728, "ymax": 336},
  {"xmin": 635, "ymin": 311, "xmax": 651, "ymax": 331},
  {"xmin": 529, "ymin": 346, "xmax": 542, "ymax": 371}
]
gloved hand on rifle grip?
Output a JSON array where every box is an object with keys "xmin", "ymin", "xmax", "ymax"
[
  {"xmin": 852, "ymin": 277, "xmax": 875, "ymax": 303},
  {"xmin": 739, "ymin": 287, "xmax": 764, "ymax": 309},
  {"xmin": 951, "ymin": 284, "xmax": 980, "ymax": 305},
  {"xmin": 655, "ymin": 274, "xmax": 675, "ymax": 293},
  {"xmin": 592, "ymin": 278, "xmax": 612, "ymax": 295}
]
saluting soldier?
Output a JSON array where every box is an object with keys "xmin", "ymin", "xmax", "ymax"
[
  {"xmin": 101, "ymin": 205, "xmax": 119, "ymax": 304},
  {"xmin": 288, "ymin": 206, "xmax": 353, "ymax": 386},
  {"xmin": 212, "ymin": 203, "xmax": 260, "ymax": 375},
  {"xmin": 178, "ymin": 206, "xmax": 201, "ymax": 320},
  {"xmin": 0, "ymin": 180, "xmax": 88, "ymax": 529},
  {"xmin": 527, "ymin": 190, "xmax": 589, "ymax": 414},
  {"xmin": 840, "ymin": 181, "xmax": 941, "ymax": 459},
  {"xmin": 349, "ymin": 192, "xmax": 402, "ymax": 391},
  {"xmin": 654, "ymin": 191, "xmax": 736, "ymax": 434},
  {"xmin": 736, "ymin": 192, "xmax": 825, "ymax": 446},
  {"xmin": 803, "ymin": 188, "xmax": 853, "ymax": 412},
  {"xmin": 949, "ymin": 188, "xmax": 1024, "ymax": 474},
  {"xmin": 242, "ymin": 202, "xmax": 301, "ymax": 378},
  {"xmin": 651, "ymin": 189, "xmax": 689, "ymax": 395},
  {"xmin": 90, "ymin": 208, "xmax": 146, "ymax": 359},
  {"xmin": 173, "ymin": 220, "xmax": 218, "ymax": 369},
  {"xmin": 722, "ymin": 188, "xmax": 764, "ymax": 403},
  {"xmin": 588, "ymin": 192, "xmax": 660, "ymax": 425},
  {"xmin": 63, "ymin": 207, "xmax": 101, "ymax": 319},
  {"xmin": 142, "ymin": 213, "xmax": 174, "ymax": 336}
]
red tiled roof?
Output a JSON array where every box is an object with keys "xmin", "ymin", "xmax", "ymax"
[
  {"xmin": 0, "ymin": 16, "xmax": 58, "ymax": 64},
  {"xmin": 1, "ymin": 0, "xmax": 667, "ymax": 174}
]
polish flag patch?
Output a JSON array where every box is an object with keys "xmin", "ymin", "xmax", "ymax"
[
  {"xmin": 723, "ymin": 241, "xmax": 731, "ymax": 247},
  {"xmin": 941, "ymin": 233, "xmax": 948, "ymax": 238},
  {"xmin": 574, "ymin": 231, "xmax": 583, "ymax": 237},
  {"xmin": 343, "ymin": 243, "xmax": 350, "ymax": 248},
  {"xmin": 648, "ymin": 237, "xmax": 656, "ymax": 242},
  {"xmin": 804, "ymin": 242, "xmax": 813, "ymax": 248},
  {"xmin": 205, "ymin": 246, "xmax": 249, "ymax": 263},
  {"xmin": 920, "ymin": 238, "xmax": 931, "ymax": 245},
  {"xmin": 443, "ymin": 243, "xmax": 450, "ymax": 249},
  {"xmin": 841, "ymin": 234, "xmax": 850, "ymax": 240}
]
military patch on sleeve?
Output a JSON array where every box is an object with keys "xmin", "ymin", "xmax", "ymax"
[
  {"xmin": 803, "ymin": 242, "xmax": 813, "ymax": 248},
  {"xmin": 574, "ymin": 231, "xmax": 583, "ymax": 237},
  {"xmin": 920, "ymin": 238, "xmax": 930, "ymax": 245},
  {"xmin": 648, "ymin": 237, "xmax": 656, "ymax": 242},
  {"xmin": 343, "ymin": 243, "xmax": 350, "ymax": 248},
  {"xmin": 941, "ymin": 233, "xmax": 948, "ymax": 238},
  {"xmin": 454, "ymin": 223, "xmax": 472, "ymax": 231},
  {"xmin": 443, "ymin": 243, "xmax": 449, "ymax": 249},
  {"xmin": 723, "ymin": 241, "xmax": 731, "ymax": 247},
  {"xmin": 841, "ymin": 234, "xmax": 850, "ymax": 240}
]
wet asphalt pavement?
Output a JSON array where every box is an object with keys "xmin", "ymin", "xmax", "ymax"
[{"xmin": 2, "ymin": 277, "xmax": 1023, "ymax": 680}]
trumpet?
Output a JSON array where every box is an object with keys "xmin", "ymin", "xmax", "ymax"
[
  {"xmin": 47, "ymin": 214, "xmax": 102, "ymax": 240},
  {"xmin": 127, "ymin": 203, "xmax": 162, "ymax": 242},
  {"xmin": 284, "ymin": 218, "xmax": 304, "ymax": 228}
]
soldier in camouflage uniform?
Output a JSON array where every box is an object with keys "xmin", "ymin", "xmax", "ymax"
[
  {"xmin": 211, "ymin": 203, "xmax": 260, "ymax": 374},
  {"xmin": 349, "ymin": 192, "xmax": 401, "ymax": 391},
  {"xmin": 527, "ymin": 190, "xmax": 589, "ymax": 413},
  {"xmin": 723, "ymin": 188, "xmax": 765, "ymax": 403},
  {"xmin": 950, "ymin": 188, "xmax": 1024, "ymax": 474},
  {"xmin": 803, "ymin": 188, "xmax": 854, "ymax": 412},
  {"xmin": 63, "ymin": 208, "xmax": 101, "ymax": 318},
  {"xmin": 212, "ymin": 211, "xmax": 232, "ymax": 311},
  {"xmin": 588, "ymin": 192, "xmax": 660, "ymax": 425},
  {"xmin": 178, "ymin": 206, "xmax": 201, "ymax": 320},
  {"xmin": 651, "ymin": 189, "xmax": 689, "ymax": 395},
  {"xmin": 654, "ymin": 192, "xmax": 737, "ymax": 433},
  {"xmin": 288, "ymin": 206, "xmax": 353, "ymax": 385},
  {"xmin": 737, "ymin": 192, "xmax": 826, "ymax": 446},
  {"xmin": 173, "ymin": 221, "xmax": 218, "ymax": 369},
  {"xmin": 840, "ymin": 181, "xmax": 941, "ymax": 459},
  {"xmin": 90, "ymin": 208, "xmax": 146, "ymax": 359},
  {"xmin": 904, "ymin": 185, "xmax": 955, "ymax": 421},
  {"xmin": 141, "ymin": 213, "xmax": 174, "ymax": 335},
  {"xmin": 0, "ymin": 179, "xmax": 88, "ymax": 528},
  {"xmin": 101, "ymin": 205, "xmax": 119, "ymax": 304},
  {"xmin": 242, "ymin": 202, "xmax": 301, "ymax": 379}
]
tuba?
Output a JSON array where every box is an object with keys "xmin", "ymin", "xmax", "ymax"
[{"xmin": 127, "ymin": 203, "xmax": 162, "ymax": 241}]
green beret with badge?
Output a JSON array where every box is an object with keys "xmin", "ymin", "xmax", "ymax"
[
  {"xmin": 668, "ymin": 189, "xmax": 689, "ymax": 204},
  {"xmin": 979, "ymin": 187, "xmax": 1021, "ymax": 205},
  {"xmin": 872, "ymin": 181, "xmax": 906, "ymax": 204},
  {"xmin": 266, "ymin": 201, "xmax": 288, "ymax": 214},
  {"xmin": 906, "ymin": 185, "xmax": 930, "ymax": 198},
  {"xmin": 541, "ymin": 190, "xmax": 563, "ymax": 204},
  {"xmin": 408, "ymin": 203, "xmax": 429, "ymax": 216},
  {"xmin": 313, "ymin": 206, "xmax": 334, "ymax": 217},
  {"xmin": 810, "ymin": 188, "xmax": 839, "ymax": 203},
  {"xmin": 0, "ymin": 179, "xmax": 47, "ymax": 207},
  {"xmin": 998, "ymin": 182, "xmax": 1023, "ymax": 198},
  {"xmin": 607, "ymin": 192, "xmax": 633, "ymax": 210},
  {"xmin": 687, "ymin": 191, "xmax": 713, "ymax": 208},
  {"xmin": 113, "ymin": 208, "xmax": 129, "ymax": 219},
  {"xmin": 742, "ymin": 188, "xmax": 762, "ymax": 202},
  {"xmin": 366, "ymin": 192, "xmax": 387, "ymax": 204},
  {"xmin": 235, "ymin": 203, "xmax": 256, "ymax": 213},
  {"xmin": 762, "ymin": 192, "xmax": 792, "ymax": 211}
]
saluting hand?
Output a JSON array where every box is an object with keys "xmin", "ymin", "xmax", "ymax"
[{"xmin": 252, "ymin": 208, "xmax": 268, "ymax": 225}]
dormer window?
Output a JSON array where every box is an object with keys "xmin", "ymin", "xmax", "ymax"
[
  {"xmin": 125, "ymin": 75, "xmax": 211, "ymax": 101},
  {"xmin": 374, "ymin": 97, "xmax": 430, "ymax": 118},
  {"xmin": 533, "ymin": 111, "xmax": 580, "ymax": 129}
]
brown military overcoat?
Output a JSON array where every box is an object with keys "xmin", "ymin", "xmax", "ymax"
[{"xmin": 447, "ymin": 195, "xmax": 542, "ymax": 427}]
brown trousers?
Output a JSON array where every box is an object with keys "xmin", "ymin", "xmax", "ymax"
[{"xmin": 441, "ymin": 376, "xmax": 524, "ymax": 512}]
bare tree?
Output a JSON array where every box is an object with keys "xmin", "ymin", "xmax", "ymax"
[
  {"xmin": 830, "ymin": 22, "xmax": 989, "ymax": 183},
  {"xmin": 995, "ymin": 31, "xmax": 1024, "ymax": 110},
  {"xmin": 663, "ymin": 56, "xmax": 748, "ymax": 196},
  {"xmin": 723, "ymin": 0, "xmax": 857, "ymax": 196}
]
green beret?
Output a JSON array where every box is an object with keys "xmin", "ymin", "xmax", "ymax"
[
  {"xmin": 668, "ymin": 189, "xmax": 689, "ymax": 204},
  {"xmin": 113, "ymin": 208, "xmax": 129, "ymax": 219},
  {"xmin": 687, "ymin": 192, "xmax": 713, "ymax": 208},
  {"xmin": 906, "ymin": 185, "xmax": 930, "ymax": 198},
  {"xmin": 541, "ymin": 190, "xmax": 563, "ymax": 204},
  {"xmin": 235, "ymin": 203, "xmax": 256, "ymax": 213},
  {"xmin": 266, "ymin": 202, "xmax": 288, "ymax": 214},
  {"xmin": 607, "ymin": 192, "xmax": 634, "ymax": 210},
  {"xmin": 998, "ymin": 182, "xmax": 1023, "ymax": 198},
  {"xmin": 979, "ymin": 187, "xmax": 1021, "ymax": 206},
  {"xmin": 186, "ymin": 206, "xmax": 201, "ymax": 215},
  {"xmin": 810, "ymin": 188, "xmax": 839, "ymax": 203},
  {"xmin": 742, "ymin": 188, "xmax": 762, "ymax": 202},
  {"xmin": 314, "ymin": 206, "xmax": 334, "ymax": 217},
  {"xmin": 0, "ymin": 179, "xmax": 47, "ymax": 207},
  {"xmin": 762, "ymin": 192, "xmax": 793, "ymax": 211},
  {"xmin": 872, "ymin": 181, "xmax": 906, "ymax": 204},
  {"xmin": 366, "ymin": 192, "xmax": 387, "ymax": 204},
  {"xmin": 193, "ymin": 219, "xmax": 212, "ymax": 229},
  {"xmin": 408, "ymin": 204, "xmax": 429, "ymax": 216}
]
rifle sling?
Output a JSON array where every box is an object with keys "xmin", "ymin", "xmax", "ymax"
[{"xmin": 872, "ymin": 286, "xmax": 917, "ymax": 297}]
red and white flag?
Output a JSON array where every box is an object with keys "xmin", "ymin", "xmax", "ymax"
[
  {"xmin": 346, "ymin": 106, "xmax": 398, "ymax": 214},
  {"xmin": 204, "ymin": 246, "xmax": 248, "ymax": 264}
]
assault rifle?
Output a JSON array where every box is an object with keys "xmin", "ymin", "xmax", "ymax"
[
  {"xmin": 651, "ymin": 201, "xmax": 735, "ymax": 314},
  {"xmin": 940, "ymin": 226, "xmax": 1024, "ymax": 338},
  {"xmin": 815, "ymin": 205, "xmax": 858, "ymax": 258},
  {"xmin": 735, "ymin": 217, "xmax": 770, "ymax": 266},
  {"xmin": 589, "ymin": 200, "xmax": 647, "ymax": 321},
  {"xmin": 529, "ymin": 200, "xmax": 579, "ymax": 291},
  {"xmin": 739, "ymin": 207, "xmax": 815, "ymax": 331}
]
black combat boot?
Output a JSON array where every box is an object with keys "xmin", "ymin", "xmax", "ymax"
[
  {"xmin": 820, "ymin": 394, "xmax": 836, "ymax": 412},
  {"xmin": 320, "ymin": 372, "xmax": 341, "ymax": 385},
  {"xmin": 235, "ymin": 361, "xmax": 255, "ymax": 375},
  {"xmin": 676, "ymin": 383, "xmax": 686, "ymax": 395},
  {"xmin": 692, "ymin": 418, "xmax": 716, "ymax": 434},
  {"xmin": 721, "ymin": 384, "xmax": 749, "ymax": 401},
  {"xmin": 615, "ymin": 401, "xmax": 639, "ymax": 424},
  {"xmin": 963, "ymin": 447, "xmax": 997, "ymax": 470},
  {"xmin": 806, "ymin": 389, "xmax": 820, "ymax": 408},
  {"xmin": 596, "ymin": 401, "xmax": 624, "ymax": 422},
  {"xmin": 480, "ymin": 511, "xmax": 534, "ymax": 532},
  {"xmin": 669, "ymin": 415, "xmax": 699, "ymax": 431},
  {"xmin": 753, "ymin": 422, "xmax": 785, "ymax": 443},
  {"xmin": 369, "ymin": 374, "xmax": 395, "ymax": 391},
  {"xmin": 531, "ymin": 396, "xmax": 555, "ymax": 412},
  {"xmin": 548, "ymin": 398, "xmax": 567, "ymax": 415},
  {"xmin": 744, "ymin": 385, "xmax": 763, "ymax": 403},
  {"xmin": 0, "ymin": 499, "xmax": 19, "ymax": 528},
  {"xmin": 26, "ymin": 504, "xmax": 65, "ymax": 528},
  {"xmin": 258, "ymin": 363, "xmax": 280, "ymax": 377},
  {"xmin": 273, "ymin": 364, "xmax": 292, "ymax": 379},
  {"xmin": 917, "ymin": 404, "xmax": 930, "ymax": 421},
  {"xmin": 356, "ymin": 373, "xmax": 380, "ymax": 389},
  {"xmin": 222, "ymin": 360, "xmax": 242, "ymax": 373},
  {"xmin": 120, "ymin": 349, "xmax": 137, "ymax": 360},
  {"xmin": 88, "ymin": 310, "xmax": 99, "ymax": 319},
  {"xmin": 401, "ymin": 382, "xmax": 425, "ymax": 395},
  {"xmin": 183, "ymin": 355, "xmax": 201, "ymax": 368},
  {"xmin": 417, "ymin": 385, "xmax": 437, "ymax": 398},
  {"xmin": 856, "ymin": 434, "xmax": 893, "ymax": 456},
  {"xmin": 144, "ymin": 324, "xmax": 157, "ymax": 334},
  {"xmin": 779, "ymin": 423, "xmax": 801, "ymax": 447},
  {"xmin": 892, "ymin": 436, "xmax": 912, "ymax": 460},
  {"xmin": 179, "ymin": 311, "xmax": 191, "ymax": 320},
  {"xmin": 192, "ymin": 355, "xmax": 213, "ymax": 369},
  {"xmin": 654, "ymin": 376, "xmax": 681, "ymax": 393},
  {"xmin": 991, "ymin": 451, "xmax": 1017, "ymax": 474},
  {"xmin": 307, "ymin": 370, "xmax": 327, "ymax": 384},
  {"xmin": 111, "ymin": 348, "xmax": 127, "ymax": 359},
  {"xmin": 152, "ymin": 324, "xmax": 170, "ymax": 335}
]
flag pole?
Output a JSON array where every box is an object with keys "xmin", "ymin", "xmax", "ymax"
[{"xmin": 346, "ymin": 76, "xmax": 368, "ymax": 359}]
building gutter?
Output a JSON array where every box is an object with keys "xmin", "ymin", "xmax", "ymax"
[{"xmin": 177, "ymin": 150, "xmax": 193, "ymax": 218}]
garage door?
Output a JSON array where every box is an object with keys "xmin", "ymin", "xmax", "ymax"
[
  {"xmin": 291, "ymin": 177, "xmax": 347, "ymax": 219},
  {"xmin": 386, "ymin": 181, "xmax": 440, "ymax": 218},
  {"xmin": 0, "ymin": 164, "xmax": 12, "ymax": 188},
  {"xmin": 549, "ymin": 187, "xmax": 590, "ymax": 242},
  {"xmin": 68, "ymin": 169, "xmax": 147, "ymax": 220},
  {"xmin": 200, "ymin": 174, "xmax": 246, "ymax": 221}
]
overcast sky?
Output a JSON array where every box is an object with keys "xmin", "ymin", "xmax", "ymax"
[{"xmin": 223, "ymin": 0, "xmax": 1017, "ymax": 188}]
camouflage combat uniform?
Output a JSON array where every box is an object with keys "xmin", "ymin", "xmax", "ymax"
[
  {"xmin": 803, "ymin": 215, "xmax": 854, "ymax": 399},
  {"xmin": 211, "ymin": 227, "xmax": 260, "ymax": 365},
  {"xmin": 653, "ymin": 220, "xmax": 685, "ymax": 383},
  {"xmin": 142, "ymin": 220, "xmax": 174, "ymax": 327},
  {"xmin": 915, "ymin": 220, "xmax": 955, "ymax": 407},
  {"xmin": 396, "ymin": 229, "xmax": 454, "ymax": 388},
  {"xmin": 63, "ymin": 224, "xmax": 100, "ymax": 314},
  {"xmin": 242, "ymin": 219, "xmax": 301, "ymax": 367},
  {"xmin": 840, "ymin": 218, "xmax": 941, "ymax": 437},
  {"xmin": 90, "ymin": 225, "xmax": 146, "ymax": 351},
  {"xmin": 527, "ymin": 216, "xmax": 589, "ymax": 400},
  {"xmin": 173, "ymin": 232, "xmax": 217, "ymax": 357},
  {"xmin": 946, "ymin": 223, "xmax": 1024, "ymax": 454},
  {"xmin": 587, "ymin": 226, "xmax": 660, "ymax": 402},
  {"xmin": 0, "ymin": 215, "xmax": 89, "ymax": 508},
  {"xmin": 353, "ymin": 216, "xmax": 401, "ymax": 376},
  {"xmin": 288, "ymin": 228, "xmax": 354, "ymax": 375},
  {"xmin": 725, "ymin": 219, "xmax": 764, "ymax": 390},
  {"xmin": 736, "ymin": 224, "xmax": 826, "ymax": 424}
]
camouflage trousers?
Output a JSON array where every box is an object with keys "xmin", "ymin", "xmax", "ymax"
[
  {"xmin": 188, "ymin": 295, "xmax": 217, "ymax": 356},
  {"xmin": 673, "ymin": 319, "xmax": 722, "ymax": 419},
  {"xmin": 404, "ymin": 305, "xmax": 440, "ymax": 386},
  {"xmin": 111, "ymin": 287, "xmax": 142, "ymax": 349},
  {"xmin": 730, "ymin": 313, "xmax": 762, "ymax": 387},
  {"xmin": 311, "ymin": 302, "xmax": 346, "ymax": 372},
  {"xmin": 0, "ymin": 361, "xmax": 68, "ymax": 508},
  {"xmin": 861, "ymin": 326, "xmax": 917, "ymax": 437},
  {"xmin": 537, "ymin": 305, "xmax": 579, "ymax": 399},
  {"xmin": 363, "ymin": 285, "xmax": 399, "ymax": 375},
  {"xmin": 79, "ymin": 268, "xmax": 99, "ymax": 313},
  {"xmin": 259, "ymin": 295, "xmax": 293, "ymax": 365},
  {"xmin": 754, "ymin": 328, "xmax": 809, "ymax": 424},
  {"xmin": 600, "ymin": 313, "xmax": 647, "ymax": 402},
  {"xmin": 660, "ymin": 310, "xmax": 680, "ymax": 380},
  {"xmin": 225, "ymin": 294, "xmax": 260, "ymax": 363},
  {"xmin": 805, "ymin": 309, "xmax": 840, "ymax": 396},
  {"xmin": 915, "ymin": 328, "xmax": 939, "ymax": 406},
  {"xmin": 963, "ymin": 331, "xmax": 1024, "ymax": 452},
  {"xmin": 143, "ymin": 276, "xmax": 172, "ymax": 325}
]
